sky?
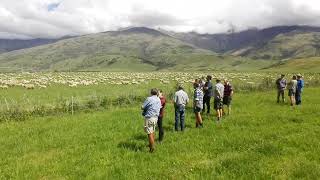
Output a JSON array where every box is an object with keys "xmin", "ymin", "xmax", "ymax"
[{"xmin": 1, "ymin": 0, "xmax": 320, "ymax": 39}]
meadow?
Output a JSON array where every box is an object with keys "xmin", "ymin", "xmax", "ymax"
[{"xmin": 0, "ymin": 72, "xmax": 320, "ymax": 179}]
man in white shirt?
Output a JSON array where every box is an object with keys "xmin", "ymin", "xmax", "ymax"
[{"xmin": 173, "ymin": 85, "xmax": 189, "ymax": 131}]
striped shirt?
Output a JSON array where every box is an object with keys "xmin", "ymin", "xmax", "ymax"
[{"xmin": 194, "ymin": 87, "xmax": 203, "ymax": 109}]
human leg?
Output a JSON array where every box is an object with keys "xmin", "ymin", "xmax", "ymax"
[
  {"xmin": 174, "ymin": 107, "xmax": 179, "ymax": 131},
  {"xmin": 180, "ymin": 107, "xmax": 185, "ymax": 131},
  {"xmin": 157, "ymin": 116, "xmax": 164, "ymax": 141}
]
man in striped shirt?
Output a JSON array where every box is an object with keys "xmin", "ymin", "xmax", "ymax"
[{"xmin": 194, "ymin": 82, "xmax": 204, "ymax": 128}]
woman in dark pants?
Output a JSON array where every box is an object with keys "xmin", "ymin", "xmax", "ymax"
[{"xmin": 157, "ymin": 90, "xmax": 166, "ymax": 142}]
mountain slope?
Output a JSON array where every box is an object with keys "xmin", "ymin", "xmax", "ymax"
[
  {"xmin": 231, "ymin": 31, "xmax": 320, "ymax": 60},
  {"xmin": 0, "ymin": 28, "xmax": 214, "ymax": 71},
  {"xmin": 170, "ymin": 26, "xmax": 320, "ymax": 54},
  {"xmin": 262, "ymin": 57, "xmax": 320, "ymax": 72},
  {"xmin": 0, "ymin": 38, "xmax": 67, "ymax": 54}
]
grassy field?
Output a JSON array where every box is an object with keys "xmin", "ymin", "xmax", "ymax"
[{"xmin": 0, "ymin": 87, "xmax": 320, "ymax": 179}]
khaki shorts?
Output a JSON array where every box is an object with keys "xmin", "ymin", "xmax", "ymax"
[{"xmin": 144, "ymin": 117, "xmax": 158, "ymax": 134}]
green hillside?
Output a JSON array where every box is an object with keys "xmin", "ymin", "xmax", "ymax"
[
  {"xmin": 1, "ymin": 27, "xmax": 320, "ymax": 72},
  {"xmin": 0, "ymin": 28, "xmax": 275, "ymax": 72},
  {"xmin": 233, "ymin": 31, "xmax": 320, "ymax": 60},
  {"xmin": 262, "ymin": 57, "xmax": 320, "ymax": 72}
]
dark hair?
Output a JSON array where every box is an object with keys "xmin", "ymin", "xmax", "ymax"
[
  {"xmin": 216, "ymin": 79, "xmax": 221, "ymax": 83},
  {"xmin": 207, "ymin": 75, "xmax": 212, "ymax": 80},
  {"xmin": 194, "ymin": 82, "xmax": 200, "ymax": 88},
  {"xmin": 151, "ymin": 88, "xmax": 158, "ymax": 95},
  {"xmin": 292, "ymin": 75, "xmax": 297, "ymax": 80},
  {"xmin": 281, "ymin": 74, "xmax": 285, "ymax": 77},
  {"xmin": 178, "ymin": 85, "xmax": 184, "ymax": 90}
]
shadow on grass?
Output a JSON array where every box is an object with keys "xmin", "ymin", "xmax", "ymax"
[{"xmin": 117, "ymin": 133, "xmax": 146, "ymax": 152}]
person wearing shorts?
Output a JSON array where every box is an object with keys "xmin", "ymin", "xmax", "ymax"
[
  {"xmin": 141, "ymin": 88, "xmax": 161, "ymax": 153},
  {"xmin": 214, "ymin": 79, "xmax": 224, "ymax": 121},
  {"xmin": 287, "ymin": 75, "xmax": 297, "ymax": 106},
  {"xmin": 223, "ymin": 79, "xmax": 233, "ymax": 115},
  {"xmin": 193, "ymin": 82, "xmax": 204, "ymax": 128}
]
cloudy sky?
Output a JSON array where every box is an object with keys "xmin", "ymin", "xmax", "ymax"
[{"xmin": 1, "ymin": 0, "xmax": 320, "ymax": 39}]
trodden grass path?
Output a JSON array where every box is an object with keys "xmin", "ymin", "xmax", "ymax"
[{"xmin": 0, "ymin": 88, "xmax": 320, "ymax": 179}]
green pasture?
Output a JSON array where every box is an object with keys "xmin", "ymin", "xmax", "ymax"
[{"xmin": 0, "ymin": 88, "xmax": 320, "ymax": 179}]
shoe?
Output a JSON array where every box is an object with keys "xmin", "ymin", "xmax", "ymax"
[{"xmin": 149, "ymin": 147, "xmax": 155, "ymax": 153}]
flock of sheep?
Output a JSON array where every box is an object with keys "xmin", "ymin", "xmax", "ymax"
[{"xmin": 0, "ymin": 72, "xmax": 314, "ymax": 90}]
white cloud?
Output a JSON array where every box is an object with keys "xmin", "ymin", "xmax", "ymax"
[{"xmin": 0, "ymin": 0, "xmax": 320, "ymax": 39}]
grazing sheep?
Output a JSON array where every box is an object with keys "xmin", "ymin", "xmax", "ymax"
[{"xmin": 24, "ymin": 84, "xmax": 35, "ymax": 89}]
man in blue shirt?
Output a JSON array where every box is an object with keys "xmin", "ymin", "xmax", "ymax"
[
  {"xmin": 142, "ymin": 89, "xmax": 161, "ymax": 153},
  {"xmin": 295, "ymin": 74, "xmax": 304, "ymax": 105}
]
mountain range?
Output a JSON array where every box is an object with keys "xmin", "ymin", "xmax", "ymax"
[{"xmin": 0, "ymin": 26, "xmax": 320, "ymax": 72}]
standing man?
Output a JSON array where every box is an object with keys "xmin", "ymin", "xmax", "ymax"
[
  {"xmin": 223, "ymin": 79, "xmax": 233, "ymax": 115},
  {"xmin": 295, "ymin": 74, "xmax": 304, "ymax": 105},
  {"xmin": 287, "ymin": 75, "xmax": 297, "ymax": 106},
  {"xmin": 174, "ymin": 85, "xmax": 189, "ymax": 131},
  {"xmin": 214, "ymin": 79, "xmax": 224, "ymax": 121},
  {"xmin": 276, "ymin": 74, "xmax": 287, "ymax": 103},
  {"xmin": 194, "ymin": 82, "xmax": 204, "ymax": 128},
  {"xmin": 141, "ymin": 88, "xmax": 162, "ymax": 153},
  {"xmin": 203, "ymin": 75, "xmax": 213, "ymax": 114},
  {"xmin": 157, "ymin": 90, "xmax": 166, "ymax": 142}
]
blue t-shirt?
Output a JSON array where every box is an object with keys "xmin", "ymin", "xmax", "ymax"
[
  {"xmin": 142, "ymin": 95, "xmax": 161, "ymax": 118},
  {"xmin": 297, "ymin": 79, "xmax": 304, "ymax": 92}
]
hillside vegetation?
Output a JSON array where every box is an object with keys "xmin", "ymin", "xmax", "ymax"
[
  {"xmin": 0, "ymin": 28, "xmax": 273, "ymax": 72},
  {"xmin": 234, "ymin": 32, "xmax": 320, "ymax": 60},
  {"xmin": 0, "ymin": 26, "xmax": 320, "ymax": 72}
]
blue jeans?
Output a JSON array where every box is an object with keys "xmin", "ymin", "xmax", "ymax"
[
  {"xmin": 175, "ymin": 105, "xmax": 185, "ymax": 131},
  {"xmin": 295, "ymin": 90, "xmax": 302, "ymax": 105}
]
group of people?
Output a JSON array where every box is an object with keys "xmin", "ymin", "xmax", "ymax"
[
  {"xmin": 141, "ymin": 75, "xmax": 233, "ymax": 153},
  {"xmin": 276, "ymin": 74, "xmax": 304, "ymax": 106}
]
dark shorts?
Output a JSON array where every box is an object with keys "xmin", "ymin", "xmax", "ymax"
[
  {"xmin": 194, "ymin": 106, "xmax": 202, "ymax": 113},
  {"xmin": 214, "ymin": 99, "xmax": 223, "ymax": 110},
  {"xmin": 288, "ymin": 89, "xmax": 295, "ymax": 96},
  {"xmin": 223, "ymin": 96, "xmax": 232, "ymax": 105}
]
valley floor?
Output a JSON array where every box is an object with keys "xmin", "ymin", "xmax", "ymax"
[{"xmin": 0, "ymin": 89, "xmax": 320, "ymax": 179}]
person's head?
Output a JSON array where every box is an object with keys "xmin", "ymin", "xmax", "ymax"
[
  {"xmin": 178, "ymin": 85, "xmax": 184, "ymax": 91},
  {"xmin": 224, "ymin": 79, "xmax": 229, "ymax": 85},
  {"xmin": 216, "ymin": 79, "xmax": 221, "ymax": 83},
  {"xmin": 297, "ymin": 74, "xmax": 302, "ymax": 79},
  {"xmin": 158, "ymin": 89, "xmax": 163, "ymax": 97},
  {"xmin": 281, "ymin": 74, "xmax": 285, "ymax": 78},
  {"xmin": 292, "ymin": 75, "xmax": 297, "ymax": 80},
  {"xmin": 193, "ymin": 82, "xmax": 200, "ymax": 89},
  {"xmin": 150, "ymin": 88, "xmax": 158, "ymax": 96},
  {"xmin": 206, "ymin": 75, "xmax": 212, "ymax": 81}
]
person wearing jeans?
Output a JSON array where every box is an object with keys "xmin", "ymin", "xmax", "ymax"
[
  {"xmin": 295, "ymin": 74, "xmax": 304, "ymax": 105},
  {"xmin": 203, "ymin": 75, "xmax": 213, "ymax": 114},
  {"xmin": 174, "ymin": 85, "xmax": 189, "ymax": 131},
  {"xmin": 157, "ymin": 90, "xmax": 166, "ymax": 142}
]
